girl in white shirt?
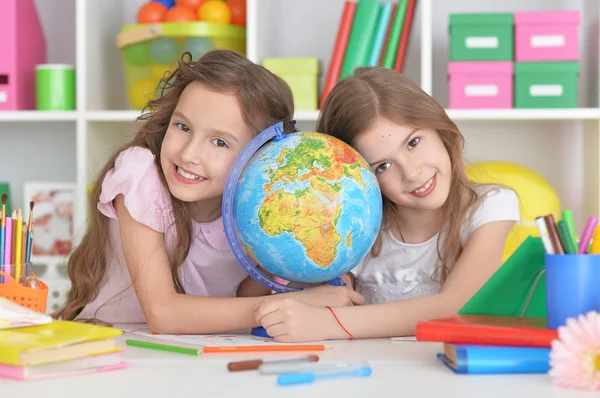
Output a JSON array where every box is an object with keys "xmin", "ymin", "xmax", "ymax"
[{"xmin": 252, "ymin": 67, "xmax": 520, "ymax": 342}]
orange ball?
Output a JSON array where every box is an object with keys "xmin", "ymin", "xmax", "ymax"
[
  {"xmin": 137, "ymin": 2, "xmax": 168, "ymax": 24},
  {"xmin": 175, "ymin": 0, "xmax": 205, "ymax": 10},
  {"xmin": 227, "ymin": 0, "xmax": 246, "ymax": 27},
  {"xmin": 165, "ymin": 5, "xmax": 197, "ymax": 22},
  {"xmin": 198, "ymin": 0, "xmax": 231, "ymax": 24}
]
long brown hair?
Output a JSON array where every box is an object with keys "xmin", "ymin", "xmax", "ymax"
[
  {"xmin": 317, "ymin": 67, "xmax": 480, "ymax": 282},
  {"xmin": 55, "ymin": 50, "xmax": 295, "ymax": 320}
]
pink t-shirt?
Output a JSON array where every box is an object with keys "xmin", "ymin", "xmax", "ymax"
[{"xmin": 76, "ymin": 147, "xmax": 249, "ymax": 324}]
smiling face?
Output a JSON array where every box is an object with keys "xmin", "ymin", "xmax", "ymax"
[
  {"xmin": 160, "ymin": 81, "xmax": 255, "ymax": 218},
  {"xmin": 353, "ymin": 117, "xmax": 452, "ymax": 214}
]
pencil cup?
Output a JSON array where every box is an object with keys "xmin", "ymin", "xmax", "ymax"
[
  {"xmin": 0, "ymin": 267, "xmax": 48, "ymax": 313},
  {"xmin": 545, "ymin": 254, "xmax": 600, "ymax": 329}
]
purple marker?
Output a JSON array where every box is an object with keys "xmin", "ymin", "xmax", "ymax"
[{"xmin": 578, "ymin": 216, "xmax": 598, "ymax": 254}]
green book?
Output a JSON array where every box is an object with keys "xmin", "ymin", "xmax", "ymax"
[
  {"xmin": 459, "ymin": 236, "xmax": 547, "ymax": 318},
  {"xmin": 340, "ymin": 0, "xmax": 381, "ymax": 79},
  {"xmin": 381, "ymin": 0, "xmax": 408, "ymax": 69}
]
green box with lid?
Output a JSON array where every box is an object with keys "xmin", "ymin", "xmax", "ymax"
[
  {"xmin": 262, "ymin": 57, "xmax": 319, "ymax": 111},
  {"xmin": 514, "ymin": 62, "xmax": 579, "ymax": 108},
  {"xmin": 449, "ymin": 13, "xmax": 514, "ymax": 61}
]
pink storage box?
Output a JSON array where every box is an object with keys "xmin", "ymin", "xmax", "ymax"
[
  {"xmin": 448, "ymin": 62, "xmax": 513, "ymax": 109},
  {"xmin": 514, "ymin": 11, "xmax": 579, "ymax": 61}
]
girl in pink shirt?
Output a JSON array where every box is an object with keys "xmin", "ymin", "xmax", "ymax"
[{"xmin": 54, "ymin": 50, "xmax": 363, "ymax": 333}]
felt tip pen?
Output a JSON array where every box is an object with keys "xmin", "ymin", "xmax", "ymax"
[
  {"xmin": 261, "ymin": 360, "xmax": 358, "ymax": 375},
  {"xmin": 277, "ymin": 362, "xmax": 372, "ymax": 386}
]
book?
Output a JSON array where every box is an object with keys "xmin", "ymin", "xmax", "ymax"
[
  {"xmin": 381, "ymin": 0, "xmax": 408, "ymax": 68},
  {"xmin": 415, "ymin": 314, "xmax": 558, "ymax": 348},
  {"xmin": 0, "ymin": 320, "xmax": 123, "ymax": 366},
  {"xmin": 340, "ymin": 0, "xmax": 381, "ymax": 79},
  {"xmin": 438, "ymin": 343, "xmax": 551, "ymax": 374},
  {"xmin": 459, "ymin": 236, "xmax": 547, "ymax": 318},
  {"xmin": 0, "ymin": 297, "xmax": 52, "ymax": 330},
  {"xmin": 0, "ymin": 351, "xmax": 127, "ymax": 380},
  {"xmin": 393, "ymin": 0, "xmax": 416, "ymax": 72},
  {"xmin": 319, "ymin": 1, "xmax": 356, "ymax": 109},
  {"xmin": 367, "ymin": 2, "xmax": 393, "ymax": 66}
]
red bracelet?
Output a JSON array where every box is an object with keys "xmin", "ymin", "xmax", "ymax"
[{"xmin": 326, "ymin": 306, "xmax": 354, "ymax": 340}]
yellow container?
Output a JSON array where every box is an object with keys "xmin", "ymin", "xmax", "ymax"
[{"xmin": 117, "ymin": 22, "xmax": 246, "ymax": 109}]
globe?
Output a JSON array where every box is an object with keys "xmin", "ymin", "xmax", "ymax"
[{"xmin": 223, "ymin": 122, "xmax": 383, "ymax": 293}]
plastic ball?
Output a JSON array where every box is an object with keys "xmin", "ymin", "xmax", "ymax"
[
  {"xmin": 176, "ymin": 0, "xmax": 205, "ymax": 9},
  {"xmin": 149, "ymin": 37, "xmax": 180, "ymax": 64},
  {"xmin": 137, "ymin": 2, "xmax": 168, "ymax": 24},
  {"xmin": 227, "ymin": 0, "xmax": 246, "ymax": 26},
  {"xmin": 122, "ymin": 43, "xmax": 150, "ymax": 66},
  {"xmin": 165, "ymin": 5, "xmax": 197, "ymax": 22},
  {"xmin": 129, "ymin": 79, "xmax": 158, "ymax": 109},
  {"xmin": 182, "ymin": 37, "xmax": 214, "ymax": 60},
  {"xmin": 198, "ymin": 0, "xmax": 231, "ymax": 24},
  {"xmin": 154, "ymin": 0, "xmax": 175, "ymax": 9}
]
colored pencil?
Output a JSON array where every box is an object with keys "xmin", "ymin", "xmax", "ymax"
[
  {"xmin": 125, "ymin": 339, "xmax": 201, "ymax": 356},
  {"xmin": 10, "ymin": 209, "xmax": 17, "ymax": 265},
  {"xmin": 0, "ymin": 195, "xmax": 6, "ymax": 282},
  {"xmin": 125, "ymin": 339, "xmax": 332, "ymax": 355},
  {"xmin": 3, "ymin": 215, "xmax": 12, "ymax": 277}
]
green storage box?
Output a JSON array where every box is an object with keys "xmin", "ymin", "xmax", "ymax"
[
  {"xmin": 515, "ymin": 62, "xmax": 579, "ymax": 108},
  {"xmin": 449, "ymin": 13, "xmax": 514, "ymax": 61},
  {"xmin": 262, "ymin": 57, "xmax": 319, "ymax": 111}
]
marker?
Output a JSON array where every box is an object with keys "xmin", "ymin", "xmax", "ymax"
[
  {"xmin": 578, "ymin": 216, "xmax": 598, "ymax": 254},
  {"xmin": 277, "ymin": 362, "xmax": 372, "ymax": 386},
  {"xmin": 261, "ymin": 360, "xmax": 359, "ymax": 375},
  {"xmin": 561, "ymin": 210, "xmax": 577, "ymax": 248},
  {"xmin": 557, "ymin": 220, "xmax": 576, "ymax": 254},
  {"xmin": 535, "ymin": 216, "xmax": 555, "ymax": 254},
  {"xmin": 543, "ymin": 214, "xmax": 564, "ymax": 254},
  {"xmin": 228, "ymin": 355, "xmax": 319, "ymax": 372},
  {"xmin": 588, "ymin": 226, "xmax": 600, "ymax": 254}
]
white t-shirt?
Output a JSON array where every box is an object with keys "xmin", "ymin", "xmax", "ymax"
[{"xmin": 351, "ymin": 187, "xmax": 520, "ymax": 305}]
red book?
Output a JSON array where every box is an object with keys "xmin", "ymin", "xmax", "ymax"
[
  {"xmin": 415, "ymin": 315, "xmax": 559, "ymax": 348},
  {"xmin": 319, "ymin": 1, "xmax": 357, "ymax": 109},
  {"xmin": 393, "ymin": 0, "xmax": 416, "ymax": 72}
]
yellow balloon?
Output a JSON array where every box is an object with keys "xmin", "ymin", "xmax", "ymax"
[
  {"xmin": 128, "ymin": 79, "xmax": 158, "ymax": 110},
  {"xmin": 466, "ymin": 161, "xmax": 562, "ymax": 263}
]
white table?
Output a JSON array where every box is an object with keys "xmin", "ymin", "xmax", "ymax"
[{"xmin": 1, "ymin": 331, "xmax": 591, "ymax": 398}]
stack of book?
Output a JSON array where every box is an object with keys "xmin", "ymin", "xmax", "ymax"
[
  {"xmin": 320, "ymin": 0, "xmax": 417, "ymax": 107},
  {"xmin": 0, "ymin": 297, "xmax": 127, "ymax": 380},
  {"xmin": 416, "ymin": 314, "xmax": 557, "ymax": 374}
]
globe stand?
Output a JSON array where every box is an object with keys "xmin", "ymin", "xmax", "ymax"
[{"xmin": 222, "ymin": 121, "xmax": 347, "ymax": 339}]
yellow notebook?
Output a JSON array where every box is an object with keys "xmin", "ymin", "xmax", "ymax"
[{"xmin": 0, "ymin": 320, "xmax": 123, "ymax": 366}]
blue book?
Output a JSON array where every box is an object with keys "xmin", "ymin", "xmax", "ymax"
[{"xmin": 437, "ymin": 343, "xmax": 551, "ymax": 374}]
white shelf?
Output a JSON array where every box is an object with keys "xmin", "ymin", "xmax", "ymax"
[
  {"xmin": 0, "ymin": 111, "xmax": 78, "ymax": 122},
  {"xmin": 86, "ymin": 110, "xmax": 146, "ymax": 122},
  {"xmin": 446, "ymin": 108, "xmax": 600, "ymax": 121}
]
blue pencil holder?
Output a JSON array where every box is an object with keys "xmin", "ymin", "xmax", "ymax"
[{"xmin": 545, "ymin": 254, "xmax": 600, "ymax": 329}]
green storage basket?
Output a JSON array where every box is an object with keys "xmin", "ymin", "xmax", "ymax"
[
  {"xmin": 449, "ymin": 13, "xmax": 514, "ymax": 61},
  {"xmin": 514, "ymin": 62, "xmax": 579, "ymax": 108},
  {"xmin": 117, "ymin": 22, "xmax": 246, "ymax": 110}
]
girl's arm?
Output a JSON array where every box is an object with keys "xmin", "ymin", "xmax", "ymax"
[
  {"xmin": 254, "ymin": 220, "xmax": 515, "ymax": 342},
  {"xmin": 115, "ymin": 195, "xmax": 363, "ymax": 334}
]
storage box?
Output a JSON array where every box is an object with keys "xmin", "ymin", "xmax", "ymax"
[
  {"xmin": 263, "ymin": 57, "xmax": 319, "ymax": 111},
  {"xmin": 514, "ymin": 62, "xmax": 579, "ymax": 108},
  {"xmin": 449, "ymin": 13, "xmax": 513, "ymax": 61},
  {"xmin": 514, "ymin": 11, "xmax": 579, "ymax": 61},
  {"xmin": 448, "ymin": 61, "xmax": 513, "ymax": 109}
]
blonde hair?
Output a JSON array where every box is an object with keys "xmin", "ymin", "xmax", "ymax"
[
  {"xmin": 55, "ymin": 50, "xmax": 296, "ymax": 321},
  {"xmin": 317, "ymin": 67, "xmax": 482, "ymax": 282}
]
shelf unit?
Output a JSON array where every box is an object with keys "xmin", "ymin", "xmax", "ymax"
[{"xmin": 1, "ymin": 0, "xmax": 599, "ymax": 312}]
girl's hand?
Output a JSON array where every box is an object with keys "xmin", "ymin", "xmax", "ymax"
[
  {"xmin": 254, "ymin": 298, "xmax": 340, "ymax": 342},
  {"xmin": 265, "ymin": 283, "xmax": 364, "ymax": 308}
]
